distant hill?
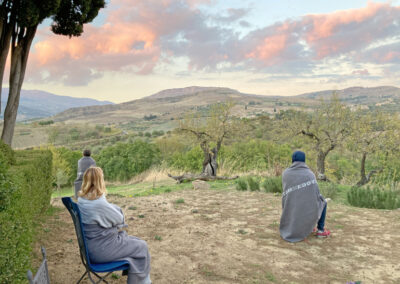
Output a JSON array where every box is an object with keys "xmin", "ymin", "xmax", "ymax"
[
  {"xmin": 297, "ymin": 86, "xmax": 400, "ymax": 105},
  {"xmin": 51, "ymin": 85, "xmax": 400, "ymax": 126},
  {"xmin": 0, "ymin": 88, "xmax": 113, "ymax": 121}
]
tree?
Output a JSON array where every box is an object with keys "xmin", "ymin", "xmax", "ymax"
[
  {"xmin": 178, "ymin": 101, "xmax": 237, "ymax": 176},
  {"xmin": 0, "ymin": 0, "xmax": 105, "ymax": 146},
  {"xmin": 283, "ymin": 94, "xmax": 354, "ymax": 180}
]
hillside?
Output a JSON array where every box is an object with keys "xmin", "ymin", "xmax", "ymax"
[
  {"xmin": 0, "ymin": 88, "xmax": 113, "ymax": 121},
  {"xmin": 51, "ymin": 85, "xmax": 400, "ymax": 127}
]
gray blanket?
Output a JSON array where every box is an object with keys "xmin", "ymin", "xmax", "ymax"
[
  {"xmin": 78, "ymin": 197, "xmax": 151, "ymax": 283},
  {"xmin": 279, "ymin": 162, "xmax": 326, "ymax": 242}
]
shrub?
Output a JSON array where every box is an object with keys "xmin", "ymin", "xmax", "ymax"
[
  {"xmin": 247, "ymin": 176, "xmax": 260, "ymax": 191},
  {"xmin": 347, "ymin": 186, "xmax": 400, "ymax": 209},
  {"xmin": 96, "ymin": 140, "xmax": 160, "ymax": 181},
  {"xmin": 235, "ymin": 178, "xmax": 248, "ymax": 191},
  {"xmin": 319, "ymin": 182, "xmax": 338, "ymax": 200},
  {"xmin": 262, "ymin": 177, "xmax": 282, "ymax": 193},
  {"xmin": 0, "ymin": 150, "xmax": 53, "ymax": 283}
]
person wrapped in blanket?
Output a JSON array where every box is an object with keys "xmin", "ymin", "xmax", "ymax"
[
  {"xmin": 77, "ymin": 167, "xmax": 151, "ymax": 284},
  {"xmin": 279, "ymin": 151, "xmax": 331, "ymax": 242}
]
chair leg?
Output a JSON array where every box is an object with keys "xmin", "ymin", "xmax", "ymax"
[
  {"xmin": 77, "ymin": 271, "xmax": 88, "ymax": 284},
  {"xmin": 92, "ymin": 271, "xmax": 112, "ymax": 284}
]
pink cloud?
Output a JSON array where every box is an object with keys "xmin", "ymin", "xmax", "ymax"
[{"xmin": 25, "ymin": 1, "xmax": 400, "ymax": 85}]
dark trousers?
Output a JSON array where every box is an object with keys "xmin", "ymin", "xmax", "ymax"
[{"xmin": 317, "ymin": 203, "xmax": 327, "ymax": 231}]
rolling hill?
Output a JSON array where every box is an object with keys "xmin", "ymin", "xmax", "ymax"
[{"xmin": 51, "ymin": 85, "xmax": 400, "ymax": 126}]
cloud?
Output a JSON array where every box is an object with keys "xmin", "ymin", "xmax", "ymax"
[{"xmin": 26, "ymin": 1, "xmax": 400, "ymax": 86}]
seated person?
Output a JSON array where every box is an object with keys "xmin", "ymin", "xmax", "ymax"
[
  {"xmin": 77, "ymin": 167, "xmax": 151, "ymax": 284},
  {"xmin": 279, "ymin": 151, "xmax": 330, "ymax": 242},
  {"xmin": 74, "ymin": 149, "xmax": 96, "ymax": 199}
]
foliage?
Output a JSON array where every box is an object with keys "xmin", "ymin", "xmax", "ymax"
[
  {"xmin": 96, "ymin": 140, "xmax": 160, "ymax": 181},
  {"xmin": 247, "ymin": 176, "xmax": 260, "ymax": 191},
  {"xmin": 347, "ymin": 186, "xmax": 400, "ymax": 209},
  {"xmin": 38, "ymin": 120, "xmax": 54, "ymax": 126},
  {"xmin": 166, "ymin": 146, "xmax": 203, "ymax": 172},
  {"xmin": 318, "ymin": 182, "xmax": 338, "ymax": 200},
  {"xmin": 0, "ymin": 150, "xmax": 52, "ymax": 283},
  {"xmin": 235, "ymin": 178, "xmax": 248, "ymax": 191},
  {"xmin": 262, "ymin": 177, "xmax": 282, "ymax": 193}
]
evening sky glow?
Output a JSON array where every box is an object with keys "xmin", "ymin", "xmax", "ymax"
[{"xmin": 11, "ymin": 0, "xmax": 400, "ymax": 103}]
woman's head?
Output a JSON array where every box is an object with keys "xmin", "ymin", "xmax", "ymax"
[{"xmin": 78, "ymin": 167, "xmax": 106, "ymax": 200}]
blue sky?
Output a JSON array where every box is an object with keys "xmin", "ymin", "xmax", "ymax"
[{"xmin": 19, "ymin": 0, "xmax": 400, "ymax": 102}]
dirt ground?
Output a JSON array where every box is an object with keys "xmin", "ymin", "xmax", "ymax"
[{"xmin": 35, "ymin": 188, "xmax": 400, "ymax": 284}]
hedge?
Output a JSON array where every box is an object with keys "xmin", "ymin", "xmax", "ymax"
[{"xmin": 0, "ymin": 146, "xmax": 52, "ymax": 283}]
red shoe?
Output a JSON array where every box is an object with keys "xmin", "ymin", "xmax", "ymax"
[{"xmin": 316, "ymin": 229, "xmax": 331, "ymax": 238}]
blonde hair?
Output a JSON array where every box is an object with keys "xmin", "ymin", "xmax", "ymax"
[{"xmin": 78, "ymin": 167, "xmax": 107, "ymax": 200}]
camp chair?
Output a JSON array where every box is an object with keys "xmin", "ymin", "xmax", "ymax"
[
  {"xmin": 27, "ymin": 246, "xmax": 50, "ymax": 284},
  {"xmin": 62, "ymin": 197, "xmax": 130, "ymax": 284}
]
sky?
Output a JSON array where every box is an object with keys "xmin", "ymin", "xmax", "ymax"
[{"xmin": 14, "ymin": 0, "xmax": 400, "ymax": 103}]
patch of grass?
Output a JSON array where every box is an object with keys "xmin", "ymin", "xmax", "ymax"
[
  {"xmin": 235, "ymin": 178, "xmax": 248, "ymax": 191},
  {"xmin": 111, "ymin": 273, "xmax": 120, "ymax": 279},
  {"xmin": 138, "ymin": 214, "xmax": 145, "ymax": 218},
  {"xmin": 191, "ymin": 209, "xmax": 199, "ymax": 213},
  {"xmin": 128, "ymin": 206, "xmax": 137, "ymax": 210},
  {"xmin": 248, "ymin": 177, "xmax": 260, "ymax": 191},
  {"xmin": 43, "ymin": 228, "xmax": 50, "ymax": 233},
  {"xmin": 237, "ymin": 229, "xmax": 247, "ymax": 235},
  {"xmin": 268, "ymin": 221, "xmax": 279, "ymax": 229},
  {"xmin": 66, "ymin": 239, "xmax": 73, "ymax": 243},
  {"xmin": 265, "ymin": 272, "xmax": 276, "ymax": 282},
  {"xmin": 262, "ymin": 177, "xmax": 282, "ymax": 193},
  {"xmin": 175, "ymin": 198, "xmax": 185, "ymax": 204},
  {"xmin": 154, "ymin": 235, "xmax": 162, "ymax": 241},
  {"xmin": 347, "ymin": 185, "xmax": 400, "ymax": 209}
]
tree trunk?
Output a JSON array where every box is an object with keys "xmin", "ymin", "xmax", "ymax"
[
  {"xmin": 1, "ymin": 25, "xmax": 37, "ymax": 145},
  {"xmin": 0, "ymin": 18, "xmax": 13, "ymax": 113},
  {"xmin": 356, "ymin": 152, "xmax": 368, "ymax": 186},
  {"xmin": 168, "ymin": 173, "xmax": 238, "ymax": 183},
  {"xmin": 316, "ymin": 151, "xmax": 327, "ymax": 181}
]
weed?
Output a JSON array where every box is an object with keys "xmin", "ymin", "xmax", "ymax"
[
  {"xmin": 154, "ymin": 235, "xmax": 162, "ymax": 241},
  {"xmin": 262, "ymin": 177, "xmax": 282, "ymax": 193},
  {"xmin": 248, "ymin": 177, "xmax": 260, "ymax": 191},
  {"xmin": 128, "ymin": 206, "xmax": 137, "ymax": 210},
  {"xmin": 138, "ymin": 214, "xmax": 145, "ymax": 218},
  {"xmin": 347, "ymin": 186, "xmax": 400, "ymax": 209},
  {"xmin": 176, "ymin": 198, "xmax": 185, "ymax": 204},
  {"xmin": 265, "ymin": 272, "xmax": 276, "ymax": 282},
  {"xmin": 66, "ymin": 239, "xmax": 73, "ymax": 243},
  {"xmin": 235, "ymin": 178, "xmax": 248, "ymax": 191},
  {"xmin": 191, "ymin": 209, "xmax": 199, "ymax": 213},
  {"xmin": 111, "ymin": 273, "xmax": 120, "ymax": 279},
  {"xmin": 319, "ymin": 182, "xmax": 338, "ymax": 200},
  {"xmin": 43, "ymin": 228, "xmax": 50, "ymax": 233},
  {"xmin": 164, "ymin": 188, "xmax": 172, "ymax": 193},
  {"xmin": 237, "ymin": 229, "xmax": 247, "ymax": 235}
]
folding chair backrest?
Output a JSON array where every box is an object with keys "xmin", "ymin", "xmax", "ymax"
[
  {"xmin": 61, "ymin": 197, "xmax": 93, "ymax": 268},
  {"xmin": 27, "ymin": 246, "xmax": 50, "ymax": 284}
]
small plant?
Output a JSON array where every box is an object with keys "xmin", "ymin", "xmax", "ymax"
[
  {"xmin": 247, "ymin": 177, "xmax": 260, "ymax": 191},
  {"xmin": 347, "ymin": 186, "xmax": 400, "ymax": 209},
  {"xmin": 164, "ymin": 188, "xmax": 172, "ymax": 193},
  {"xmin": 154, "ymin": 235, "xmax": 162, "ymax": 241},
  {"xmin": 191, "ymin": 209, "xmax": 199, "ymax": 213},
  {"xmin": 138, "ymin": 214, "xmax": 145, "ymax": 218},
  {"xmin": 265, "ymin": 272, "xmax": 276, "ymax": 282},
  {"xmin": 111, "ymin": 273, "xmax": 120, "ymax": 279},
  {"xmin": 235, "ymin": 178, "xmax": 248, "ymax": 191},
  {"xmin": 128, "ymin": 206, "xmax": 137, "ymax": 210},
  {"xmin": 262, "ymin": 177, "xmax": 282, "ymax": 193},
  {"xmin": 237, "ymin": 229, "xmax": 247, "ymax": 235},
  {"xmin": 176, "ymin": 198, "xmax": 185, "ymax": 204}
]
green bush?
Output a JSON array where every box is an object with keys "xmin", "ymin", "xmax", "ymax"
[
  {"xmin": 0, "ymin": 149, "xmax": 53, "ymax": 283},
  {"xmin": 235, "ymin": 178, "xmax": 248, "ymax": 191},
  {"xmin": 262, "ymin": 176, "xmax": 282, "ymax": 193},
  {"xmin": 96, "ymin": 140, "xmax": 160, "ymax": 181},
  {"xmin": 167, "ymin": 146, "xmax": 203, "ymax": 173},
  {"xmin": 319, "ymin": 182, "xmax": 338, "ymax": 200},
  {"xmin": 247, "ymin": 176, "xmax": 260, "ymax": 191},
  {"xmin": 347, "ymin": 186, "xmax": 400, "ymax": 209}
]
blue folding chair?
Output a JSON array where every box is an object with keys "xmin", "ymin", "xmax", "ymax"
[{"xmin": 62, "ymin": 197, "xmax": 130, "ymax": 284}]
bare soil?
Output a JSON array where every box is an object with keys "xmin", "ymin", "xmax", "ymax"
[{"xmin": 35, "ymin": 189, "xmax": 400, "ymax": 284}]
